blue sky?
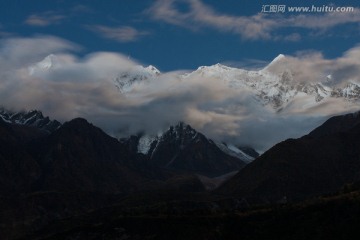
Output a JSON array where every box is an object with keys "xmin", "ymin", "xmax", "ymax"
[{"xmin": 1, "ymin": 0, "xmax": 359, "ymax": 71}]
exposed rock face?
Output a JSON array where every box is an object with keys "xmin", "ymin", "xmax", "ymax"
[
  {"xmin": 122, "ymin": 122, "xmax": 248, "ymax": 177},
  {"xmin": 0, "ymin": 108, "xmax": 61, "ymax": 133}
]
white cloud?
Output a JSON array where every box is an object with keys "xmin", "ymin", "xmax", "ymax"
[
  {"xmin": 147, "ymin": 0, "xmax": 275, "ymax": 39},
  {"xmin": 147, "ymin": 0, "xmax": 360, "ymax": 40},
  {"xmin": 0, "ymin": 24, "xmax": 12, "ymax": 37},
  {"xmin": 282, "ymin": 33, "xmax": 301, "ymax": 42},
  {"xmin": 267, "ymin": 45, "xmax": 360, "ymax": 86},
  {"xmin": 0, "ymin": 35, "xmax": 79, "ymax": 70},
  {"xmin": 288, "ymin": 10, "xmax": 360, "ymax": 29},
  {"xmin": 25, "ymin": 12, "xmax": 66, "ymax": 26},
  {"xmin": 89, "ymin": 25, "xmax": 149, "ymax": 42},
  {"xmin": 71, "ymin": 4, "xmax": 93, "ymax": 13}
]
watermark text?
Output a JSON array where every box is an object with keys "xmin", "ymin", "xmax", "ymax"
[{"xmin": 261, "ymin": 5, "xmax": 354, "ymax": 13}]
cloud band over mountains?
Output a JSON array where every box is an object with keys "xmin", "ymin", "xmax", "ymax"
[{"xmin": 0, "ymin": 35, "xmax": 359, "ymax": 151}]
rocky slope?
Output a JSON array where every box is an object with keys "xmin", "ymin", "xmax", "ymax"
[
  {"xmin": 0, "ymin": 107, "xmax": 61, "ymax": 133},
  {"xmin": 121, "ymin": 122, "xmax": 250, "ymax": 177},
  {"xmin": 218, "ymin": 111, "xmax": 360, "ymax": 203}
]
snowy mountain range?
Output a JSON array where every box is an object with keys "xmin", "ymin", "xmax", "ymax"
[
  {"xmin": 0, "ymin": 104, "xmax": 255, "ymax": 172},
  {"xmin": 29, "ymin": 54, "xmax": 360, "ymax": 111},
  {"xmin": 184, "ymin": 55, "xmax": 360, "ymax": 110},
  {"xmin": 0, "ymin": 108, "xmax": 61, "ymax": 133},
  {"xmin": 113, "ymin": 65, "xmax": 160, "ymax": 93},
  {"xmin": 28, "ymin": 54, "xmax": 60, "ymax": 75}
]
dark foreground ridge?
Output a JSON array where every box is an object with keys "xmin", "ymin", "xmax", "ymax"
[
  {"xmin": 1, "ymin": 109, "xmax": 360, "ymax": 239},
  {"xmin": 0, "ymin": 112, "xmax": 248, "ymax": 239},
  {"xmin": 218, "ymin": 110, "xmax": 360, "ymax": 203},
  {"xmin": 20, "ymin": 185, "xmax": 360, "ymax": 240}
]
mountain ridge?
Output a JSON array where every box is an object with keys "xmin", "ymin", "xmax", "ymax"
[
  {"xmin": 217, "ymin": 109, "xmax": 360, "ymax": 203},
  {"xmin": 0, "ymin": 107, "xmax": 61, "ymax": 133},
  {"xmin": 121, "ymin": 122, "xmax": 251, "ymax": 177},
  {"xmin": 28, "ymin": 54, "xmax": 360, "ymax": 113}
]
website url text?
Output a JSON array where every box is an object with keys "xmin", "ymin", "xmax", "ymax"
[{"xmin": 261, "ymin": 5, "xmax": 354, "ymax": 13}]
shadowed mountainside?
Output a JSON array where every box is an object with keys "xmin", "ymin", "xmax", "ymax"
[{"xmin": 218, "ymin": 111, "xmax": 360, "ymax": 203}]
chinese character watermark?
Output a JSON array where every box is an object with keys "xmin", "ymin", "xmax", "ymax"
[{"xmin": 261, "ymin": 5, "xmax": 286, "ymax": 13}]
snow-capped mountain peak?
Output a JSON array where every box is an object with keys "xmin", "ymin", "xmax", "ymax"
[
  {"xmin": 122, "ymin": 122, "xmax": 251, "ymax": 177},
  {"xmin": 145, "ymin": 65, "xmax": 161, "ymax": 75},
  {"xmin": 125, "ymin": 122, "xmax": 255, "ymax": 168},
  {"xmin": 270, "ymin": 54, "xmax": 286, "ymax": 64},
  {"xmin": 179, "ymin": 55, "xmax": 360, "ymax": 110},
  {"xmin": 196, "ymin": 63, "xmax": 237, "ymax": 73},
  {"xmin": 114, "ymin": 65, "xmax": 161, "ymax": 93},
  {"xmin": 39, "ymin": 54, "xmax": 57, "ymax": 68},
  {"xmin": 263, "ymin": 54, "xmax": 287, "ymax": 71},
  {"xmin": 28, "ymin": 55, "xmax": 161, "ymax": 94},
  {"xmin": 28, "ymin": 54, "xmax": 59, "ymax": 75}
]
